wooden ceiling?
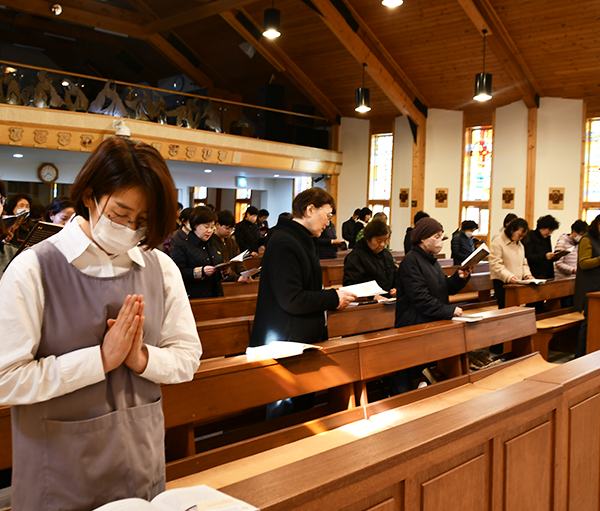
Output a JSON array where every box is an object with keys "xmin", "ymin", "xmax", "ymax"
[{"xmin": 0, "ymin": 0, "xmax": 598, "ymax": 125}]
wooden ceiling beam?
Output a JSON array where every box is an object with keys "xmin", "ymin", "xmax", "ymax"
[
  {"xmin": 143, "ymin": 0, "xmax": 258, "ymax": 35},
  {"xmin": 220, "ymin": 9, "xmax": 342, "ymax": 123},
  {"xmin": 457, "ymin": 0, "xmax": 543, "ymax": 108},
  {"xmin": 1, "ymin": 0, "xmax": 214, "ymax": 88},
  {"xmin": 310, "ymin": 0, "xmax": 426, "ymax": 126}
]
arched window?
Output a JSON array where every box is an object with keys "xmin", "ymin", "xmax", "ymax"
[
  {"xmin": 583, "ymin": 118, "xmax": 600, "ymax": 222},
  {"xmin": 368, "ymin": 133, "xmax": 393, "ymax": 219}
]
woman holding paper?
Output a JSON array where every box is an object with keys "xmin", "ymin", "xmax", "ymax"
[
  {"xmin": 171, "ymin": 206, "xmax": 226, "ymax": 298},
  {"xmin": 0, "ymin": 137, "xmax": 201, "ymax": 510},
  {"xmin": 343, "ymin": 219, "xmax": 397, "ymax": 300}
]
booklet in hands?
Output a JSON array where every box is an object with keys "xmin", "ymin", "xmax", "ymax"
[
  {"xmin": 460, "ymin": 243, "xmax": 490, "ymax": 270},
  {"xmin": 214, "ymin": 250, "xmax": 251, "ymax": 269}
]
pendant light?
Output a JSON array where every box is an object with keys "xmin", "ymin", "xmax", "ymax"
[
  {"xmin": 474, "ymin": 29, "xmax": 492, "ymax": 102},
  {"xmin": 355, "ymin": 63, "xmax": 371, "ymax": 113},
  {"xmin": 382, "ymin": 0, "xmax": 403, "ymax": 7},
  {"xmin": 263, "ymin": 0, "xmax": 281, "ymax": 39}
]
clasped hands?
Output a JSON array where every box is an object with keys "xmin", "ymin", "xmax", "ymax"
[{"xmin": 101, "ymin": 294, "xmax": 148, "ymax": 374}]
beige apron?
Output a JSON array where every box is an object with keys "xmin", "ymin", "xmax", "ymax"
[{"xmin": 11, "ymin": 242, "xmax": 166, "ymax": 511}]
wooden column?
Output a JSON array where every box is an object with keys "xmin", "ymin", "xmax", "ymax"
[
  {"xmin": 587, "ymin": 292, "xmax": 600, "ymax": 354},
  {"xmin": 525, "ymin": 107, "xmax": 537, "ymax": 224},
  {"xmin": 411, "ymin": 123, "xmax": 426, "ymax": 220}
]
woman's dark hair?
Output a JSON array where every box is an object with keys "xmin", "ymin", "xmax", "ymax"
[
  {"xmin": 45, "ymin": 195, "xmax": 73, "ymax": 221},
  {"xmin": 4, "ymin": 192, "xmax": 32, "ymax": 215},
  {"xmin": 536, "ymin": 215, "xmax": 560, "ymax": 231},
  {"xmin": 30, "ymin": 202, "xmax": 46, "ymax": 222},
  {"xmin": 572, "ymin": 219, "xmax": 588, "ymax": 234},
  {"xmin": 505, "ymin": 218, "xmax": 529, "ymax": 238},
  {"xmin": 503, "ymin": 213, "xmax": 518, "ymax": 228},
  {"xmin": 589, "ymin": 215, "xmax": 600, "ymax": 240},
  {"xmin": 364, "ymin": 219, "xmax": 391, "ymax": 241},
  {"xmin": 217, "ymin": 210, "xmax": 235, "ymax": 228},
  {"xmin": 258, "ymin": 209, "xmax": 269, "ymax": 218},
  {"xmin": 70, "ymin": 136, "xmax": 178, "ymax": 249},
  {"xmin": 189, "ymin": 206, "xmax": 218, "ymax": 230},
  {"xmin": 180, "ymin": 207, "xmax": 193, "ymax": 225},
  {"xmin": 414, "ymin": 210, "xmax": 429, "ymax": 225},
  {"xmin": 244, "ymin": 206, "xmax": 259, "ymax": 217},
  {"xmin": 292, "ymin": 188, "xmax": 336, "ymax": 218},
  {"xmin": 461, "ymin": 220, "xmax": 478, "ymax": 231},
  {"xmin": 358, "ymin": 207, "xmax": 372, "ymax": 221},
  {"xmin": 0, "ymin": 180, "xmax": 7, "ymax": 240}
]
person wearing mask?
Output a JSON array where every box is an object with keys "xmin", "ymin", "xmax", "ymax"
[
  {"xmin": 554, "ymin": 219, "xmax": 589, "ymax": 278},
  {"xmin": 0, "ymin": 180, "xmax": 18, "ymax": 273},
  {"xmin": 391, "ymin": 217, "xmax": 471, "ymax": 394},
  {"xmin": 4, "ymin": 192, "xmax": 32, "ymax": 247},
  {"xmin": 342, "ymin": 208, "xmax": 361, "ymax": 245},
  {"xmin": 343, "ymin": 219, "xmax": 397, "ymax": 300},
  {"xmin": 451, "ymin": 220, "xmax": 478, "ymax": 265},
  {"xmin": 403, "ymin": 211, "xmax": 430, "ymax": 254},
  {"xmin": 351, "ymin": 207, "xmax": 372, "ymax": 248},
  {"xmin": 523, "ymin": 215, "xmax": 560, "ymax": 279},
  {"xmin": 171, "ymin": 206, "xmax": 225, "ymax": 299},
  {"xmin": 489, "ymin": 218, "xmax": 535, "ymax": 308},
  {"xmin": 212, "ymin": 210, "xmax": 252, "ymax": 282},
  {"xmin": 574, "ymin": 215, "xmax": 600, "ymax": 357},
  {"xmin": 0, "ymin": 137, "xmax": 201, "ymax": 511},
  {"xmin": 317, "ymin": 220, "xmax": 345, "ymax": 259},
  {"xmin": 45, "ymin": 195, "xmax": 75, "ymax": 225},
  {"xmin": 250, "ymin": 188, "xmax": 356, "ymax": 418},
  {"xmin": 235, "ymin": 205, "xmax": 260, "ymax": 256}
]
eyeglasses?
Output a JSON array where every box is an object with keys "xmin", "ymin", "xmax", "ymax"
[
  {"xmin": 319, "ymin": 207, "xmax": 334, "ymax": 221},
  {"xmin": 0, "ymin": 196, "xmax": 5, "ymax": 207},
  {"xmin": 105, "ymin": 212, "xmax": 148, "ymax": 230}
]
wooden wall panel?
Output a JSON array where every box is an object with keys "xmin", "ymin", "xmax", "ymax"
[
  {"xmin": 504, "ymin": 421, "xmax": 553, "ymax": 511},
  {"xmin": 421, "ymin": 454, "xmax": 487, "ymax": 511},
  {"xmin": 568, "ymin": 393, "xmax": 600, "ymax": 511}
]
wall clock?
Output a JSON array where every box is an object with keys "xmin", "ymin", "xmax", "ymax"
[{"xmin": 38, "ymin": 163, "xmax": 59, "ymax": 184}]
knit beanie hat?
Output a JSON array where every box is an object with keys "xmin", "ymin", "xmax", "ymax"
[{"xmin": 411, "ymin": 217, "xmax": 443, "ymax": 245}]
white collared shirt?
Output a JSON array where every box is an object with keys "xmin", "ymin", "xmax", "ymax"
[{"xmin": 0, "ymin": 217, "xmax": 202, "ymax": 405}]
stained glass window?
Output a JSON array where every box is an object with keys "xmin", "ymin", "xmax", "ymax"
[
  {"xmin": 294, "ymin": 177, "xmax": 313, "ymax": 196},
  {"xmin": 463, "ymin": 128, "xmax": 492, "ymax": 201},
  {"xmin": 236, "ymin": 188, "xmax": 252, "ymax": 200},
  {"xmin": 369, "ymin": 134, "xmax": 393, "ymax": 201},
  {"xmin": 585, "ymin": 119, "xmax": 600, "ymax": 203}
]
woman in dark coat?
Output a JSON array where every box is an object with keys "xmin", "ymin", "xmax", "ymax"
[
  {"xmin": 171, "ymin": 206, "xmax": 225, "ymax": 299},
  {"xmin": 343, "ymin": 219, "xmax": 397, "ymax": 299},
  {"xmin": 250, "ymin": 188, "xmax": 356, "ymax": 419},
  {"xmin": 523, "ymin": 214, "xmax": 560, "ymax": 279},
  {"xmin": 395, "ymin": 217, "xmax": 471, "ymax": 327},
  {"xmin": 451, "ymin": 220, "xmax": 478, "ymax": 266}
]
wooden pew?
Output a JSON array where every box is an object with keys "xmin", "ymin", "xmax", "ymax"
[
  {"xmin": 167, "ymin": 353, "xmax": 600, "ymax": 511},
  {"xmin": 322, "ymin": 265, "xmax": 344, "ymax": 287},
  {"xmin": 222, "ymin": 280, "xmax": 259, "ymax": 297},
  {"xmin": 504, "ymin": 277, "xmax": 582, "ymax": 360},
  {"xmin": 448, "ymin": 272, "xmax": 494, "ymax": 304},
  {"xmin": 0, "ymin": 406, "xmax": 11, "ymax": 472},
  {"xmin": 190, "ymin": 295, "xmax": 257, "ymax": 320},
  {"xmin": 587, "ymin": 291, "xmax": 600, "ymax": 354}
]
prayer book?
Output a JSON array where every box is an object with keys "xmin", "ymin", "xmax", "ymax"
[
  {"xmin": 452, "ymin": 314, "xmax": 484, "ymax": 322},
  {"xmin": 93, "ymin": 484, "xmax": 258, "ymax": 511},
  {"xmin": 240, "ymin": 267, "xmax": 260, "ymax": 278},
  {"xmin": 214, "ymin": 249, "xmax": 251, "ymax": 269},
  {"xmin": 1, "ymin": 210, "xmax": 28, "ymax": 230},
  {"xmin": 6, "ymin": 221, "xmax": 63, "ymax": 268},
  {"xmin": 516, "ymin": 278, "xmax": 547, "ymax": 285},
  {"xmin": 246, "ymin": 340, "xmax": 323, "ymax": 361},
  {"xmin": 460, "ymin": 243, "xmax": 490, "ymax": 270},
  {"xmin": 552, "ymin": 247, "xmax": 573, "ymax": 260}
]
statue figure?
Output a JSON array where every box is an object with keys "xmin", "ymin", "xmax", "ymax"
[
  {"xmin": 200, "ymin": 101, "xmax": 222, "ymax": 133},
  {"xmin": 0, "ymin": 67, "xmax": 23, "ymax": 105},
  {"xmin": 62, "ymin": 79, "xmax": 89, "ymax": 112},
  {"xmin": 167, "ymin": 98, "xmax": 202, "ymax": 129},
  {"xmin": 123, "ymin": 87, "xmax": 150, "ymax": 121},
  {"xmin": 88, "ymin": 79, "xmax": 127, "ymax": 117},
  {"xmin": 33, "ymin": 70, "xmax": 66, "ymax": 109},
  {"xmin": 146, "ymin": 90, "xmax": 167, "ymax": 124}
]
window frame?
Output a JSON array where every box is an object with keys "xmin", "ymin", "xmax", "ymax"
[{"xmin": 367, "ymin": 132, "xmax": 394, "ymax": 222}]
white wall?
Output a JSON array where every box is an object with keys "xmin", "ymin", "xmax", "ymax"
[
  {"xmin": 390, "ymin": 116, "xmax": 414, "ymax": 250},
  {"xmin": 423, "ymin": 109, "xmax": 464, "ymax": 255},
  {"xmin": 337, "ymin": 117, "xmax": 370, "ymax": 227},
  {"xmin": 491, "ymin": 100, "xmax": 529, "ymax": 235},
  {"xmin": 535, "ymin": 97, "xmax": 584, "ymax": 237}
]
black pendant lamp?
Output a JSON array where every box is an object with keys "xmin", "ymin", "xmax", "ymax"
[
  {"xmin": 474, "ymin": 29, "xmax": 492, "ymax": 102},
  {"xmin": 263, "ymin": 0, "xmax": 281, "ymax": 39},
  {"xmin": 355, "ymin": 63, "xmax": 371, "ymax": 113}
]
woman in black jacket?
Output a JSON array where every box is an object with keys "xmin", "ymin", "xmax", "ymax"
[
  {"xmin": 523, "ymin": 215, "xmax": 560, "ymax": 279},
  {"xmin": 171, "ymin": 206, "xmax": 225, "ymax": 299},
  {"xmin": 451, "ymin": 220, "xmax": 478, "ymax": 265},
  {"xmin": 343, "ymin": 219, "xmax": 397, "ymax": 299}
]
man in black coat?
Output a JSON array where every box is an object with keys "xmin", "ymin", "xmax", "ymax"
[
  {"xmin": 523, "ymin": 215, "xmax": 560, "ymax": 279},
  {"xmin": 235, "ymin": 205, "xmax": 260, "ymax": 256},
  {"xmin": 451, "ymin": 220, "xmax": 478, "ymax": 265},
  {"xmin": 250, "ymin": 189, "xmax": 356, "ymax": 419},
  {"xmin": 342, "ymin": 208, "xmax": 361, "ymax": 244},
  {"xmin": 403, "ymin": 210, "xmax": 430, "ymax": 254}
]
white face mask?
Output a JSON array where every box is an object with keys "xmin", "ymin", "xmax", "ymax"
[
  {"xmin": 15, "ymin": 208, "xmax": 29, "ymax": 216},
  {"xmin": 574, "ymin": 235, "xmax": 583, "ymax": 243},
  {"xmin": 465, "ymin": 231, "xmax": 474, "ymax": 238},
  {"xmin": 89, "ymin": 199, "xmax": 146, "ymax": 255}
]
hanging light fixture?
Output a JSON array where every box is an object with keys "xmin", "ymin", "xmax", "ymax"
[
  {"xmin": 382, "ymin": 0, "xmax": 403, "ymax": 7},
  {"xmin": 263, "ymin": 0, "xmax": 281, "ymax": 39},
  {"xmin": 474, "ymin": 29, "xmax": 492, "ymax": 102},
  {"xmin": 355, "ymin": 63, "xmax": 371, "ymax": 113}
]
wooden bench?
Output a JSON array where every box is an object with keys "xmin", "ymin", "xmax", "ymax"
[
  {"xmin": 166, "ymin": 351, "xmax": 600, "ymax": 511},
  {"xmin": 0, "ymin": 406, "xmax": 10, "ymax": 472},
  {"xmin": 587, "ymin": 291, "xmax": 600, "ymax": 354},
  {"xmin": 222, "ymin": 280, "xmax": 259, "ymax": 297},
  {"xmin": 504, "ymin": 277, "xmax": 581, "ymax": 360}
]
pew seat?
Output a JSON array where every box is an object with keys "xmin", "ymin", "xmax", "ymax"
[{"xmin": 531, "ymin": 310, "xmax": 584, "ymax": 360}]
